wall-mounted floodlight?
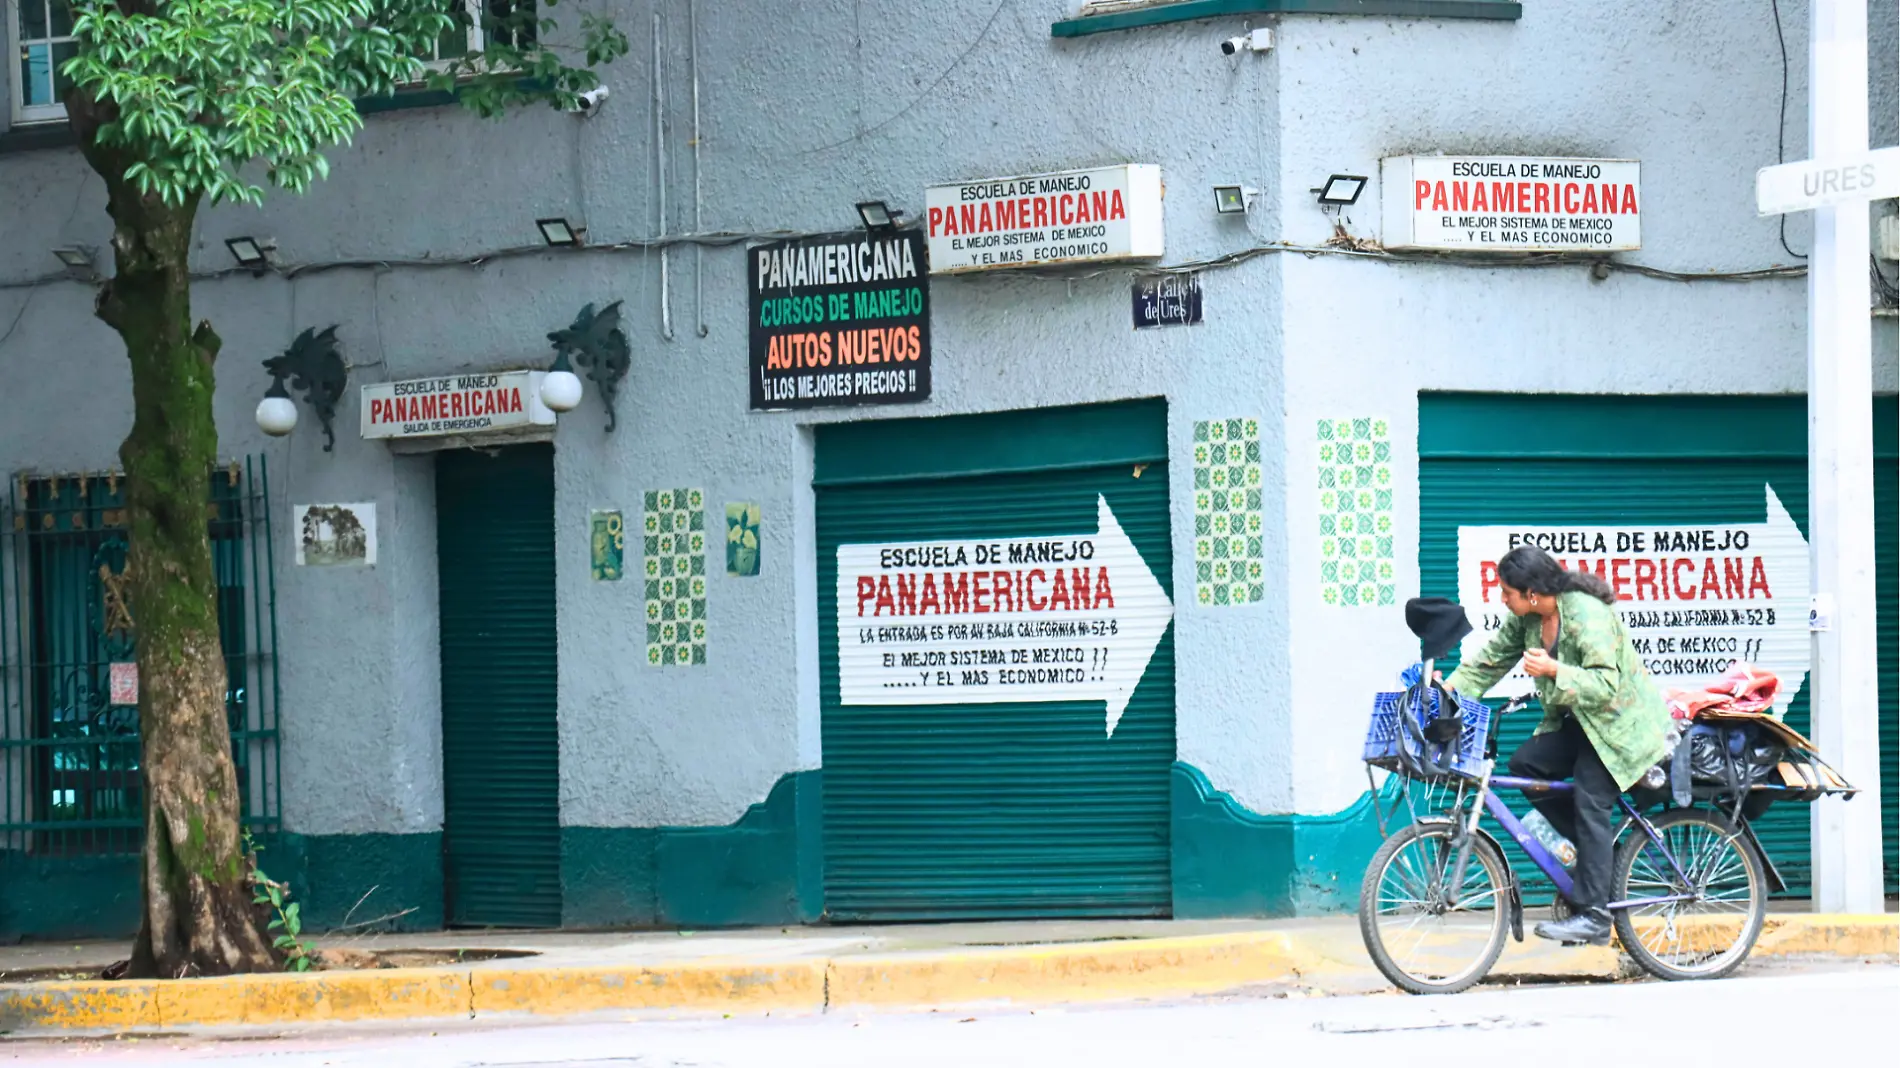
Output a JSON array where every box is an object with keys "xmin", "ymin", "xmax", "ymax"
[
  {"xmin": 856, "ymin": 201, "xmax": 904, "ymax": 231},
  {"xmin": 537, "ymin": 217, "xmax": 582, "ymax": 247},
  {"xmin": 1213, "ymin": 185, "xmax": 1259, "ymax": 215},
  {"xmin": 52, "ymin": 246, "xmax": 94, "ymax": 272},
  {"xmin": 1315, "ymin": 174, "xmax": 1368, "ymax": 206},
  {"xmin": 225, "ymin": 236, "xmax": 269, "ymax": 272}
]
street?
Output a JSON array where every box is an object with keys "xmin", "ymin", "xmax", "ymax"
[{"xmin": 8, "ymin": 961, "xmax": 1893, "ymax": 1067}]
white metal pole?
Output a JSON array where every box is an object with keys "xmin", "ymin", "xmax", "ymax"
[{"xmin": 1807, "ymin": 0, "xmax": 1885, "ymax": 914}]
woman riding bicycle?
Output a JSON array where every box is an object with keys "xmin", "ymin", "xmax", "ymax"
[{"xmin": 1442, "ymin": 545, "xmax": 1672, "ymax": 947}]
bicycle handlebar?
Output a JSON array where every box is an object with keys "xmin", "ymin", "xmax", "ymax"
[{"xmin": 1497, "ymin": 696, "xmax": 1533, "ymax": 716}]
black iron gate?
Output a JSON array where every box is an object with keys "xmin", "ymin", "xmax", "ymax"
[{"xmin": 0, "ymin": 460, "xmax": 282, "ymax": 863}]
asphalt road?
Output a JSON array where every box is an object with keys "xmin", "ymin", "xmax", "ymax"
[{"xmin": 7, "ymin": 961, "xmax": 1894, "ymax": 1066}]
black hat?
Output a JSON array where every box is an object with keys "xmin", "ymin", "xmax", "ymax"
[{"xmin": 1405, "ymin": 597, "xmax": 1473, "ymax": 661}]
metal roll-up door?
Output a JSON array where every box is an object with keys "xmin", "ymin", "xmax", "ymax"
[
  {"xmin": 816, "ymin": 401, "xmax": 1176, "ymax": 920},
  {"xmin": 436, "ymin": 444, "xmax": 562, "ymax": 927},
  {"xmin": 1419, "ymin": 394, "xmax": 1897, "ymax": 899}
]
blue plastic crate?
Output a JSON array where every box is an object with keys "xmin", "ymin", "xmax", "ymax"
[{"xmin": 1363, "ymin": 683, "xmax": 1492, "ymax": 779}]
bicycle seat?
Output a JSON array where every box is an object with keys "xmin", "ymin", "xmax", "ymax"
[{"xmin": 1405, "ymin": 597, "xmax": 1472, "ymax": 661}]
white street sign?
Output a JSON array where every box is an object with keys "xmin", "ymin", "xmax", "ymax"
[
  {"xmin": 1755, "ymin": 144, "xmax": 1900, "ymax": 216},
  {"xmin": 1455, "ymin": 486, "xmax": 1810, "ymax": 716},
  {"xmin": 835, "ymin": 495, "xmax": 1173, "ymax": 737}
]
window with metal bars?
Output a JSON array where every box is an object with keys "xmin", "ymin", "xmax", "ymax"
[{"xmin": 0, "ymin": 459, "xmax": 281, "ymax": 857}]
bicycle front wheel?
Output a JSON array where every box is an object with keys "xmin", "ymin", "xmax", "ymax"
[
  {"xmin": 1611, "ymin": 807, "xmax": 1767, "ymax": 981},
  {"xmin": 1358, "ymin": 820, "xmax": 1511, "ymax": 995}
]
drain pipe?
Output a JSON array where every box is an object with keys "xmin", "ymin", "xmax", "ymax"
[
  {"xmin": 692, "ymin": 0, "xmax": 707, "ymax": 338},
  {"xmin": 655, "ymin": 11, "xmax": 674, "ymax": 341}
]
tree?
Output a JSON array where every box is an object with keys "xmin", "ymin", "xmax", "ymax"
[{"xmin": 53, "ymin": 0, "xmax": 626, "ymax": 979}]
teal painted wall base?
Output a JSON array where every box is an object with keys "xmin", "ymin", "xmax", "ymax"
[
  {"xmin": 1170, "ymin": 763, "xmax": 1388, "ymax": 917},
  {"xmin": 562, "ymin": 770, "xmax": 823, "ymax": 929},
  {"xmin": 7, "ymin": 766, "xmax": 1384, "ymax": 941},
  {"xmin": 0, "ymin": 854, "xmax": 140, "ymax": 943},
  {"xmin": 0, "ymin": 832, "xmax": 442, "ymax": 943},
  {"xmin": 270, "ymin": 832, "xmax": 444, "ymax": 933}
]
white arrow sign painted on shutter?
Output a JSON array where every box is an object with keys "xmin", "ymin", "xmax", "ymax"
[
  {"xmin": 836, "ymin": 495, "xmax": 1173, "ymax": 737},
  {"xmin": 1455, "ymin": 486, "xmax": 1810, "ymax": 716}
]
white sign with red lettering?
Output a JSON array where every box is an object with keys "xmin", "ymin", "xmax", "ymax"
[
  {"xmin": 109, "ymin": 662, "xmax": 138, "ymax": 706},
  {"xmin": 1455, "ymin": 486, "xmax": 1809, "ymax": 715},
  {"xmin": 836, "ymin": 496, "xmax": 1173, "ymax": 737},
  {"xmin": 1382, "ymin": 156, "xmax": 1642, "ymax": 252},
  {"xmin": 924, "ymin": 164, "xmax": 1164, "ymax": 273},
  {"xmin": 360, "ymin": 371, "xmax": 556, "ymax": 440}
]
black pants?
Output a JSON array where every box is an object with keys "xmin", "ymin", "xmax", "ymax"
[{"xmin": 1508, "ymin": 717, "xmax": 1618, "ymax": 913}]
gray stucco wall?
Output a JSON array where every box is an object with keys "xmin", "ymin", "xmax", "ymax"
[
  {"xmin": 1268, "ymin": 8, "xmax": 1899, "ymax": 813},
  {"xmin": 1, "ymin": 0, "xmax": 1895, "ymax": 839}
]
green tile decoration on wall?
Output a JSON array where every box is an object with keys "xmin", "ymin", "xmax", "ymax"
[
  {"xmin": 726, "ymin": 502, "xmax": 761, "ymax": 577},
  {"xmin": 590, "ymin": 509, "xmax": 624, "ymax": 582},
  {"xmin": 644, "ymin": 488, "xmax": 709, "ymax": 665},
  {"xmin": 1318, "ymin": 417, "xmax": 1396, "ymax": 608},
  {"xmin": 1192, "ymin": 418, "xmax": 1265, "ymax": 607}
]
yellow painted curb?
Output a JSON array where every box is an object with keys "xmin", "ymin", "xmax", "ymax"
[
  {"xmin": 0, "ymin": 979, "xmax": 161, "ymax": 1032},
  {"xmin": 470, "ymin": 960, "xmax": 826, "ymax": 1016},
  {"xmin": 1, "ymin": 916, "xmax": 1891, "ymax": 1032},
  {"xmin": 1753, "ymin": 914, "xmax": 1899, "ymax": 958},
  {"xmin": 826, "ymin": 930, "xmax": 1318, "ymax": 1008},
  {"xmin": 156, "ymin": 968, "xmax": 471, "ymax": 1027}
]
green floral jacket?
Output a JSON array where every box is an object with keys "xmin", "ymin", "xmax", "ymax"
[{"xmin": 1445, "ymin": 590, "xmax": 1671, "ymax": 791}]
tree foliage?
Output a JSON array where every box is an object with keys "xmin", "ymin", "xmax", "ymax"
[
  {"xmin": 40, "ymin": 0, "xmax": 626, "ymax": 977},
  {"xmin": 61, "ymin": 0, "xmax": 630, "ymax": 204}
]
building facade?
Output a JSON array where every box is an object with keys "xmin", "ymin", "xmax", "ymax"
[{"xmin": 1, "ymin": 0, "xmax": 1895, "ymax": 939}]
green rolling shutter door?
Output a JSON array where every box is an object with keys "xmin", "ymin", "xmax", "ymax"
[
  {"xmin": 1419, "ymin": 394, "xmax": 1898, "ymax": 899},
  {"xmin": 436, "ymin": 444, "xmax": 562, "ymax": 927},
  {"xmin": 815, "ymin": 400, "xmax": 1176, "ymax": 920}
]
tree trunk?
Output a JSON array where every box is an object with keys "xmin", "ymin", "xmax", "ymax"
[{"xmin": 74, "ymin": 125, "xmax": 279, "ymax": 978}]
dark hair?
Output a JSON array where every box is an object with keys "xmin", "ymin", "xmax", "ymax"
[{"xmin": 1496, "ymin": 545, "xmax": 1616, "ymax": 605}]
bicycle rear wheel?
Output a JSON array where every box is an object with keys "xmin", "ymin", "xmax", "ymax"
[
  {"xmin": 1611, "ymin": 807, "xmax": 1767, "ymax": 981},
  {"xmin": 1358, "ymin": 820, "xmax": 1511, "ymax": 995}
]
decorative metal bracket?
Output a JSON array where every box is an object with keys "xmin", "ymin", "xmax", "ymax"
[
  {"xmin": 263, "ymin": 326, "xmax": 348, "ymax": 451},
  {"xmin": 548, "ymin": 300, "xmax": 631, "ymax": 431}
]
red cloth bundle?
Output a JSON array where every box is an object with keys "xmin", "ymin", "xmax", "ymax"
[{"xmin": 1664, "ymin": 663, "xmax": 1781, "ymax": 721}]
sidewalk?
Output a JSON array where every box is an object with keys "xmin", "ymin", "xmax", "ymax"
[{"xmin": 3, "ymin": 913, "xmax": 1894, "ymax": 1034}]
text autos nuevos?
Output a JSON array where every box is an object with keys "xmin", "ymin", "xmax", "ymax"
[{"xmin": 749, "ymin": 231, "xmax": 930, "ymax": 410}]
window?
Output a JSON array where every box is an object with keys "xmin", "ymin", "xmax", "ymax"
[
  {"xmin": 8, "ymin": 0, "xmax": 76, "ymax": 124},
  {"xmin": 417, "ymin": 0, "xmax": 535, "ymax": 71}
]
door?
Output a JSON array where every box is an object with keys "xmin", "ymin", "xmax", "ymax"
[
  {"xmin": 816, "ymin": 400, "xmax": 1177, "ymax": 920},
  {"xmin": 436, "ymin": 444, "xmax": 561, "ymax": 927},
  {"xmin": 1419, "ymin": 393, "xmax": 1897, "ymax": 898}
]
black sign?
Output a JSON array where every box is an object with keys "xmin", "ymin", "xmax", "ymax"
[
  {"xmin": 1131, "ymin": 272, "xmax": 1203, "ymax": 329},
  {"xmin": 749, "ymin": 231, "xmax": 931, "ymax": 410}
]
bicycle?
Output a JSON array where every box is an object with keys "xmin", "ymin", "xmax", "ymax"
[{"xmin": 1356, "ymin": 618, "xmax": 1774, "ymax": 995}]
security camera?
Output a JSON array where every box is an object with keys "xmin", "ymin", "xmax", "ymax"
[
  {"xmin": 574, "ymin": 85, "xmax": 610, "ymax": 117},
  {"xmin": 1221, "ymin": 28, "xmax": 1274, "ymax": 56}
]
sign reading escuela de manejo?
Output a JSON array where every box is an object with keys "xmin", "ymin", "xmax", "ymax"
[
  {"xmin": 925, "ymin": 164, "xmax": 1164, "ymax": 273},
  {"xmin": 835, "ymin": 496, "xmax": 1173, "ymax": 738},
  {"xmin": 748, "ymin": 231, "xmax": 930, "ymax": 411},
  {"xmin": 1382, "ymin": 155, "xmax": 1642, "ymax": 252},
  {"xmin": 360, "ymin": 370, "xmax": 556, "ymax": 441},
  {"xmin": 1454, "ymin": 486, "xmax": 1809, "ymax": 716}
]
